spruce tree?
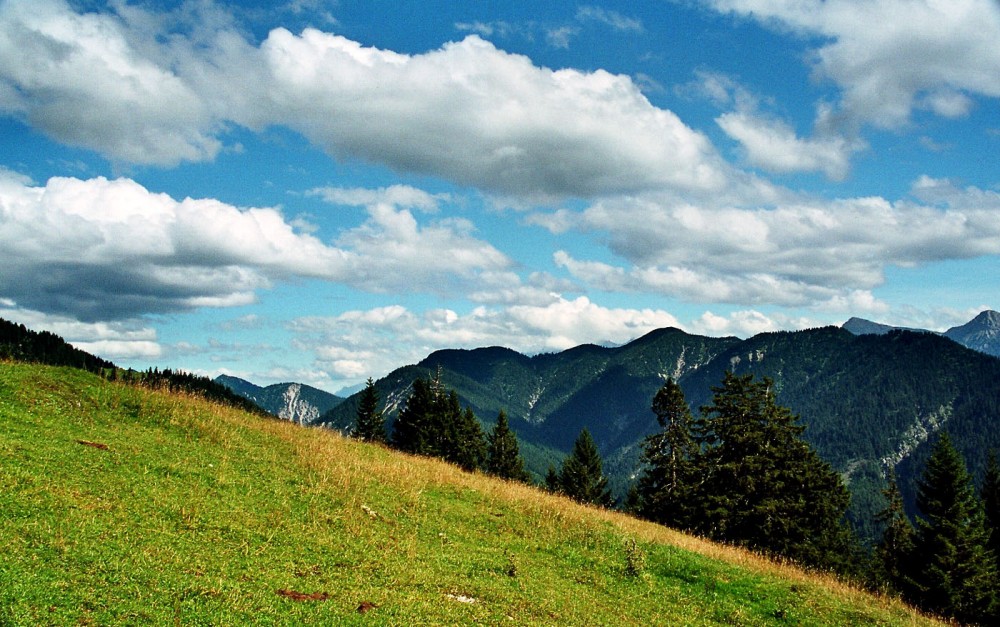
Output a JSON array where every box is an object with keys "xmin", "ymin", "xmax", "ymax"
[
  {"xmin": 544, "ymin": 465, "xmax": 561, "ymax": 493},
  {"xmin": 392, "ymin": 374, "xmax": 485, "ymax": 472},
  {"xmin": 354, "ymin": 378, "xmax": 387, "ymax": 443},
  {"xmin": 558, "ymin": 428, "xmax": 613, "ymax": 507},
  {"xmin": 875, "ymin": 469, "xmax": 915, "ymax": 596},
  {"xmin": 911, "ymin": 432, "xmax": 997, "ymax": 624},
  {"xmin": 392, "ymin": 376, "xmax": 436, "ymax": 455},
  {"xmin": 984, "ymin": 450, "xmax": 1000, "ymax": 623},
  {"xmin": 448, "ymin": 406, "xmax": 486, "ymax": 472},
  {"xmin": 637, "ymin": 378, "xmax": 700, "ymax": 530},
  {"xmin": 982, "ymin": 450, "xmax": 1000, "ymax": 562},
  {"xmin": 695, "ymin": 372, "xmax": 852, "ymax": 569},
  {"xmin": 486, "ymin": 411, "xmax": 530, "ymax": 482}
]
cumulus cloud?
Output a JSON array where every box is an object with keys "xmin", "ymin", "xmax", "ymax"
[
  {"xmin": 290, "ymin": 297, "xmax": 681, "ymax": 382},
  {"xmin": 309, "ymin": 185, "xmax": 515, "ymax": 294},
  {"xmin": 706, "ymin": 0, "xmax": 1000, "ymax": 128},
  {"xmin": 0, "ymin": 0, "xmax": 727, "ymax": 198},
  {"xmin": 716, "ymin": 111, "xmax": 860, "ymax": 180},
  {"xmin": 0, "ymin": 172, "xmax": 513, "ymax": 320},
  {"xmin": 260, "ymin": 30, "xmax": 725, "ymax": 197},
  {"xmin": 0, "ymin": 0, "xmax": 222, "ymax": 165},
  {"xmin": 545, "ymin": 181, "xmax": 1000, "ymax": 308}
]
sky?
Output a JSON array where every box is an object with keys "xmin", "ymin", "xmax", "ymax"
[{"xmin": 1, "ymin": 0, "xmax": 999, "ymax": 395}]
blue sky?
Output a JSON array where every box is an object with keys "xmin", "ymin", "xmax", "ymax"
[{"xmin": 2, "ymin": 0, "xmax": 998, "ymax": 394}]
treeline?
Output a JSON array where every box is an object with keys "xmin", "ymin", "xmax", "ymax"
[
  {"xmin": 631, "ymin": 373, "xmax": 855, "ymax": 573},
  {"xmin": 0, "ymin": 317, "xmax": 265, "ymax": 416},
  {"xmin": 353, "ymin": 370, "xmax": 615, "ymax": 501},
  {"xmin": 105, "ymin": 367, "xmax": 267, "ymax": 416},
  {"xmin": 351, "ymin": 372, "xmax": 530, "ymax": 483},
  {"xmin": 0, "ymin": 318, "xmax": 115, "ymax": 372}
]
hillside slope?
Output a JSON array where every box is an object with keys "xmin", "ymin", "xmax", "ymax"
[{"xmin": 0, "ymin": 363, "xmax": 934, "ymax": 625}]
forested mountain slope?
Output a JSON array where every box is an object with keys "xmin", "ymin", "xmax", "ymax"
[{"xmin": 323, "ymin": 325, "xmax": 1000, "ymax": 541}]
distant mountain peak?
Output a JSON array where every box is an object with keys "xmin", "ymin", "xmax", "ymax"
[
  {"xmin": 970, "ymin": 309, "xmax": 1000, "ymax": 326},
  {"xmin": 944, "ymin": 310, "xmax": 1000, "ymax": 358},
  {"xmin": 214, "ymin": 375, "xmax": 343, "ymax": 424},
  {"xmin": 842, "ymin": 317, "xmax": 899, "ymax": 336}
]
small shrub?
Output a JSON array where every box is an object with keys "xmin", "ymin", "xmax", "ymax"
[{"xmin": 624, "ymin": 538, "xmax": 646, "ymax": 578}]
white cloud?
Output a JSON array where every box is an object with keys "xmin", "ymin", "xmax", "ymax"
[
  {"xmin": 0, "ymin": 0, "xmax": 728, "ymax": 199},
  {"xmin": 706, "ymin": 0, "xmax": 1000, "ymax": 128},
  {"xmin": 0, "ymin": 173, "xmax": 514, "ymax": 320},
  {"xmin": 260, "ymin": 30, "xmax": 725, "ymax": 198},
  {"xmin": 545, "ymin": 26, "xmax": 578, "ymax": 49},
  {"xmin": 576, "ymin": 7, "xmax": 644, "ymax": 33},
  {"xmin": 545, "ymin": 181, "xmax": 1000, "ymax": 308},
  {"xmin": 310, "ymin": 185, "xmax": 515, "ymax": 294},
  {"xmin": 0, "ymin": 0, "xmax": 221, "ymax": 165},
  {"xmin": 716, "ymin": 111, "xmax": 860, "ymax": 180}
]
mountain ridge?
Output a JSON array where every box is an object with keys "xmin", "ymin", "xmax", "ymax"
[
  {"xmin": 214, "ymin": 374, "xmax": 343, "ymax": 425},
  {"xmin": 321, "ymin": 320, "xmax": 1000, "ymax": 542},
  {"xmin": 842, "ymin": 310, "xmax": 1000, "ymax": 358}
]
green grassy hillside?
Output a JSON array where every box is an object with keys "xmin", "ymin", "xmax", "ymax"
[{"xmin": 0, "ymin": 363, "xmax": 936, "ymax": 625}]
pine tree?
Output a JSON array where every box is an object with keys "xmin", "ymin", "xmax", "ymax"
[
  {"xmin": 637, "ymin": 378, "xmax": 700, "ymax": 530},
  {"xmin": 911, "ymin": 432, "xmax": 997, "ymax": 624},
  {"xmin": 354, "ymin": 378, "xmax": 387, "ymax": 443},
  {"xmin": 875, "ymin": 469, "xmax": 915, "ymax": 595},
  {"xmin": 695, "ymin": 372, "xmax": 852, "ymax": 569},
  {"xmin": 486, "ymin": 411, "xmax": 530, "ymax": 482},
  {"xmin": 558, "ymin": 428, "xmax": 613, "ymax": 507}
]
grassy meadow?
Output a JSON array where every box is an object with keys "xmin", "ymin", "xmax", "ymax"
[{"xmin": 0, "ymin": 362, "xmax": 939, "ymax": 625}]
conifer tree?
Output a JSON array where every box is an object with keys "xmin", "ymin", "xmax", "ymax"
[
  {"xmin": 558, "ymin": 428, "xmax": 613, "ymax": 507},
  {"xmin": 695, "ymin": 372, "xmax": 852, "ymax": 569},
  {"xmin": 982, "ymin": 450, "xmax": 1000, "ymax": 562},
  {"xmin": 637, "ymin": 378, "xmax": 700, "ymax": 530},
  {"xmin": 392, "ymin": 376, "xmax": 436, "ymax": 455},
  {"xmin": 486, "ymin": 410, "xmax": 530, "ymax": 482},
  {"xmin": 544, "ymin": 465, "xmax": 561, "ymax": 493},
  {"xmin": 391, "ymin": 374, "xmax": 485, "ymax": 472},
  {"xmin": 984, "ymin": 450, "xmax": 1000, "ymax": 623},
  {"xmin": 875, "ymin": 469, "xmax": 915, "ymax": 596},
  {"xmin": 447, "ymin": 405, "xmax": 487, "ymax": 472},
  {"xmin": 354, "ymin": 378, "xmax": 387, "ymax": 443},
  {"xmin": 911, "ymin": 432, "xmax": 997, "ymax": 624}
]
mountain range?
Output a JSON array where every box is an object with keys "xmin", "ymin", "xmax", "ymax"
[
  {"xmin": 843, "ymin": 309, "xmax": 1000, "ymax": 357},
  {"xmin": 214, "ymin": 374, "xmax": 343, "ymax": 425},
  {"xmin": 320, "ymin": 311, "xmax": 1000, "ymax": 542}
]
